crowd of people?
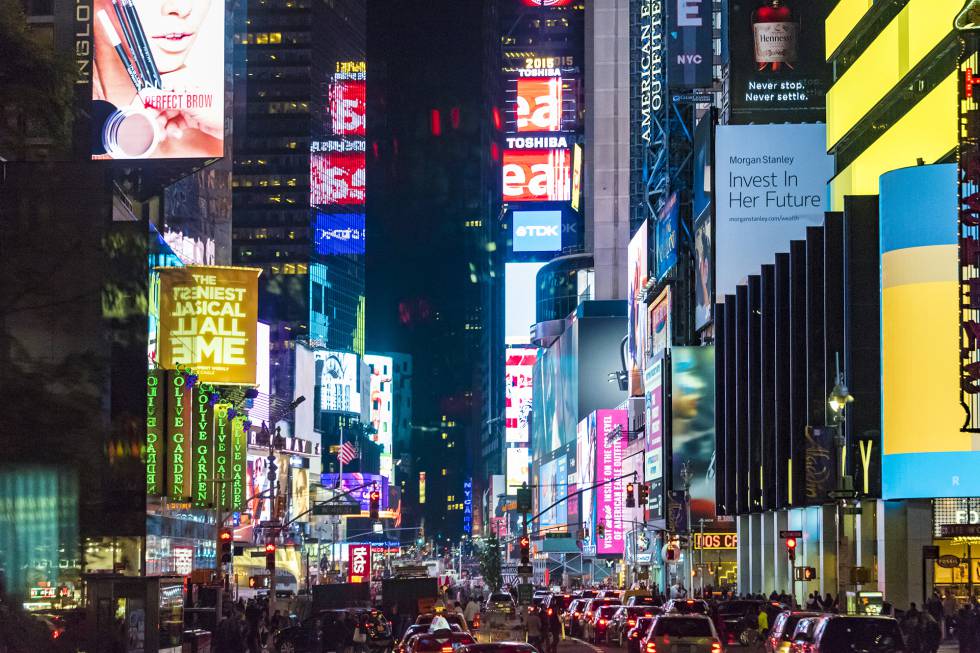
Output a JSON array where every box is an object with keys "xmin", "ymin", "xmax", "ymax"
[{"xmin": 212, "ymin": 597, "xmax": 289, "ymax": 653}]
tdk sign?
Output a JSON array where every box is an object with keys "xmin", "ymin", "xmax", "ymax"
[{"xmin": 513, "ymin": 210, "xmax": 562, "ymax": 252}]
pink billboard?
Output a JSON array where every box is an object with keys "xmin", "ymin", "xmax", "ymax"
[{"xmin": 595, "ymin": 409, "xmax": 628, "ymax": 555}]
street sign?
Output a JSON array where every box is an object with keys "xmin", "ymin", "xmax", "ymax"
[
  {"xmin": 938, "ymin": 554, "xmax": 962, "ymax": 569},
  {"xmin": 249, "ymin": 551, "xmax": 266, "ymax": 558},
  {"xmin": 501, "ymin": 564, "xmax": 518, "ymax": 573},
  {"xmin": 518, "ymin": 583, "xmax": 534, "ymax": 605},
  {"xmin": 828, "ymin": 489, "xmax": 859, "ymax": 500},
  {"xmin": 582, "ymin": 544, "xmax": 596, "ymax": 556},
  {"xmin": 312, "ymin": 502, "xmax": 361, "ymax": 516},
  {"xmin": 545, "ymin": 532, "xmax": 571, "ymax": 539},
  {"xmin": 780, "ymin": 530, "xmax": 803, "ymax": 539},
  {"xmin": 517, "ymin": 564, "xmax": 533, "ymax": 576},
  {"xmin": 516, "ymin": 488, "xmax": 532, "ymax": 513},
  {"xmin": 941, "ymin": 523, "xmax": 980, "ymax": 537}
]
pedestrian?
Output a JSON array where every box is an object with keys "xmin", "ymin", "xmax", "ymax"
[
  {"xmin": 946, "ymin": 593, "xmax": 960, "ymax": 639},
  {"xmin": 526, "ymin": 608, "xmax": 543, "ymax": 650},
  {"xmin": 921, "ymin": 612, "xmax": 942, "ymax": 653},
  {"xmin": 757, "ymin": 605, "xmax": 769, "ymax": 640},
  {"xmin": 464, "ymin": 597, "xmax": 480, "ymax": 630},
  {"xmin": 806, "ymin": 592, "xmax": 820, "ymax": 610},
  {"xmin": 957, "ymin": 606, "xmax": 973, "ymax": 653},
  {"xmin": 548, "ymin": 605, "xmax": 562, "ymax": 653}
]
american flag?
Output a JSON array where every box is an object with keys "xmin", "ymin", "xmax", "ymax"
[{"xmin": 338, "ymin": 441, "xmax": 358, "ymax": 465}]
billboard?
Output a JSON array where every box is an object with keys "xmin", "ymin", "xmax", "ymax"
[
  {"xmin": 91, "ymin": 0, "xmax": 224, "ymax": 159},
  {"xmin": 520, "ymin": 0, "xmax": 573, "ymax": 6},
  {"xmin": 505, "ymin": 347, "xmax": 537, "ymax": 444},
  {"xmin": 728, "ymin": 0, "xmax": 828, "ymax": 122},
  {"xmin": 538, "ymin": 455, "xmax": 568, "ymax": 530},
  {"xmin": 502, "ymin": 149, "xmax": 571, "ymax": 202},
  {"xmin": 667, "ymin": 0, "xmax": 713, "ymax": 89},
  {"xmin": 644, "ymin": 358, "xmax": 665, "ymax": 522},
  {"xmin": 506, "ymin": 446, "xmax": 530, "ymax": 494},
  {"xmin": 166, "ymin": 370, "xmax": 192, "ymax": 501},
  {"xmin": 147, "ymin": 371, "xmax": 164, "ymax": 496},
  {"xmin": 694, "ymin": 214, "xmax": 712, "ymax": 331},
  {"xmin": 311, "ymin": 152, "xmax": 366, "ymax": 206},
  {"xmin": 192, "ymin": 386, "xmax": 215, "ymax": 507},
  {"xmin": 628, "ymin": 221, "xmax": 649, "ymax": 396},
  {"xmin": 505, "ymin": 262, "xmax": 545, "ymax": 344},
  {"xmin": 671, "ymin": 347, "xmax": 723, "ymax": 528},
  {"xmin": 314, "ymin": 210, "xmax": 366, "ymax": 255},
  {"xmin": 348, "ymin": 543, "xmax": 371, "ymax": 583},
  {"xmin": 516, "ymin": 77, "xmax": 562, "ymax": 132},
  {"xmin": 649, "ymin": 287, "xmax": 671, "ymax": 357},
  {"xmin": 329, "ymin": 80, "xmax": 366, "ymax": 136},
  {"xmin": 364, "ymin": 354, "xmax": 394, "ymax": 480},
  {"xmin": 320, "ymin": 473, "xmax": 390, "ymax": 511},
  {"xmin": 656, "ymin": 193, "xmax": 678, "ymax": 282},
  {"xmin": 576, "ymin": 416, "xmax": 596, "ymax": 542},
  {"xmin": 595, "ymin": 409, "xmax": 628, "ymax": 555},
  {"xmin": 571, "ymin": 143, "xmax": 583, "ymax": 212},
  {"xmin": 315, "ymin": 351, "xmax": 361, "ymax": 414},
  {"xmin": 513, "ymin": 210, "xmax": 562, "ymax": 252},
  {"xmin": 157, "ymin": 266, "xmax": 261, "ymax": 385},
  {"xmin": 714, "ymin": 124, "xmax": 833, "ymax": 300}
]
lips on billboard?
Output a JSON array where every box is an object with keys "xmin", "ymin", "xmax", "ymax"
[
  {"xmin": 516, "ymin": 77, "xmax": 562, "ymax": 132},
  {"xmin": 311, "ymin": 152, "xmax": 366, "ymax": 205},
  {"xmin": 329, "ymin": 80, "xmax": 366, "ymax": 136},
  {"xmin": 502, "ymin": 149, "xmax": 571, "ymax": 202}
]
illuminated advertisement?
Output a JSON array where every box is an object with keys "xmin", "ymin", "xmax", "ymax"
[
  {"xmin": 671, "ymin": 347, "xmax": 723, "ymax": 528},
  {"xmin": 329, "ymin": 79, "xmax": 366, "ymax": 136},
  {"xmin": 505, "ymin": 347, "xmax": 537, "ymax": 444},
  {"xmin": 513, "ymin": 210, "xmax": 562, "ymax": 252},
  {"xmin": 348, "ymin": 544, "xmax": 371, "ymax": 583},
  {"xmin": 463, "ymin": 478, "xmax": 473, "ymax": 534},
  {"xmin": 595, "ymin": 409, "xmax": 628, "ymax": 555},
  {"xmin": 246, "ymin": 455, "xmax": 273, "ymax": 525},
  {"xmin": 728, "ymin": 0, "xmax": 828, "ymax": 122},
  {"xmin": 644, "ymin": 357, "xmax": 665, "ymax": 522},
  {"xmin": 311, "ymin": 152, "xmax": 366, "ymax": 206},
  {"xmin": 714, "ymin": 124, "xmax": 833, "ymax": 300},
  {"xmin": 214, "ymin": 403, "xmax": 231, "ymax": 508},
  {"xmin": 505, "ymin": 262, "xmax": 545, "ymax": 344},
  {"xmin": 229, "ymin": 414, "xmax": 247, "ymax": 511},
  {"xmin": 157, "ymin": 265, "xmax": 261, "ymax": 385},
  {"xmin": 627, "ymin": 221, "xmax": 649, "ymax": 396},
  {"xmin": 314, "ymin": 210, "xmax": 366, "ymax": 255},
  {"xmin": 656, "ymin": 193, "xmax": 678, "ymax": 282},
  {"xmin": 649, "ymin": 287, "xmax": 671, "ymax": 357},
  {"xmin": 91, "ymin": 0, "xmax": 224, "ymax": 158},
  {"xmin": 539, "ymin": 455, "xmax": 568, "ymax": 530},
  {"xmin": 314, "ymin": 350, "xmax": 361, "ymax": 413},
  {"xmin": 147, "ymin": 370, "xmax": 164, "ymax": 495},
  {"xmin": 192, "ymin": 386, "xmax": 215, "ymax": 507},
  {"xmin": 166, "ymin": 370, "xmax": 192, "ymax": 500},
  {"xmin": 694, "ymin": 214, "xmax": 712, "ymax": 331},
  {"xmin": 571, "ymin": 142, "xmax": 583, "ymax": 212},
  {"xmin": 515, "ymin": 77, "xmax": 562, "ymax": 132},
  {"xmin": 576, "ymin": 417, "xmax": 596, "ymax": 542},
  {"xmin": 364, "ymin": 354, "xmax": 394, "ymax": 480},
  {"xmin": 667, "ymin": 0, "xmax": 712, "ymax": 89},
  {"xmin": 321, "ymin": 473, "xmax": 389, "ymax": 511},
  {"xmin": 520, "ymin": 0, "xmax": 573, "ymax": 6},
  {"xmin": 506, "ymin": 446, "xmax": 530, "ymax": 494},
  {"xmin": 502, "ymin": 149, "xmax": 571, "ymax": 202},
  {"xmin": 881, "ymin": 164, "xmax": 980, "ymax": 497},
  {"xmin": 419, "ymin": 471, "xmax": 426, "ymax": 504}
]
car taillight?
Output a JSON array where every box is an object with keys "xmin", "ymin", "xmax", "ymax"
[
  {"xmin": 574, "ymin": 612, "xmax": 581, "ymax": 616},
  {"xmin": 441, "ymin": 647, "xmax": 453, "ymax": 653},
  {"xmin": 599, "ymin": 619, "xmax": 607, "ymax": 625},
  {"xmin": 51, "ymin": 631, "xmax": 61, "ymax": 640},
  {"xmin": 645, "ymin": 643, "xmax": 656, "ymax": 653},
  {"xmin": 629, "ymin": 632, "xmax": 638, "ymax": 639},
  {"xmin": 628, "ymin": 619, "xmax": 636, "ymax": 626},
  {"xmin": 548, "ymin": 608, "xmax": 554, "ymax": 615},
  {"xmin": 711, "ymin": 642, "xmax": 722, "ymax": 653}
]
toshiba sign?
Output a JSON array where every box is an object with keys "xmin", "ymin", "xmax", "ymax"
[
  {"xmin": 513, "ymin": 210, "xmax": 562, "ymax": 252},
  {"xmin": 502, "ymin": 149, "xmax": 571, "ymax": 202}
]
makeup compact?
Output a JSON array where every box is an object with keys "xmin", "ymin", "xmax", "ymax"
[{"xmin": 102, "ymin": 106, "xmax": 161, "ymax": 158}]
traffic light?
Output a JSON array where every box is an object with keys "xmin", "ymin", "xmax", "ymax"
[
  {"xmin": 638, "ymin": 483, "xmax": 649, "ymax": 506},
  {"xmin": 218, "ymin": 528, "xmax": 233, "ymax": 564},
  {"xmin": 519, "ymin": 534, "xmax": 530, "ymax": 564},
  {"xmin": 625, "ymin": 483, "xmax": 635, "ymax": 508},
  {"xmin": 794, "ymin": 566, "xmax": 817, "ymax": 581},
  {"xmin": 596, "ymin": 522, "xmax": 605, "ymax": 539},
  {"xmin": 265, "ymin": 542, "xmax": 276, "ymax": 571},
  {"xmin": 369, "ymin": 486, "xmax": 380, "ymax": 520},
  {"xmin": 785, "ymin": 536, "xmax": 797, "ymax": 563}
]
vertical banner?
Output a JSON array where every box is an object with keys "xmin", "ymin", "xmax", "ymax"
[
  {"xmin": 166, "ymin": 370, "xmax": 192, "ymax": 500},
  {"xmin": 667, "ymin": 0, "xmax": 713, "ymax": 88},
  {"xmin": 192, "ymin": 387, "xmax": 215, "ymax": 507},
  {"xmin": 596, "ymin": 409, "xmax": 628, "ymax": 555},
  {"xmin": 146, "ymin": 370, "xmax": 165, "ymax": 496},
  {"xmin": 157, "ymin": 266, "xmax": 261, "ymax": 385},
  {"xmin": 230, "ymin": 415, "xmax": 247, "ymax": 511},
  {"xmin": 348, "ymin": 543, "xmax": 371, "ymax": 583},
  {"xmin": 804, "ymin": 426, "xmax": 835, "ymax": 504},
  {"xmin": 214, "ymin": 403, "xmax": 231, "ymax": 508},
  {"xmin": 627, "ymin": 221, "xmax": 649, "ymax": 397}
]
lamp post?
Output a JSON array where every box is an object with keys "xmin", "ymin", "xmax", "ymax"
[
  {"xmin": 679, "ymin": 461, "xmax": 694, "ymax": 595},
  {"xmin": 827, "ymin": 352, "xmax": 854, "ymax": 601}
]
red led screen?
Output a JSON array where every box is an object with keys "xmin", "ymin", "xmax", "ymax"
[
  {"xmin": 329, "ymin": 80, "xmax": 366, "ymax": 136},
  {"xmin": 520, "ymin": 0, "xmax": 574, "ymax": 5},
  {"xmin": 516, "ymin": 78, "xmax": 562, "ymax": 132},
  {"xmin": 311, "ymin": 152, "xmax": 366, "ymax": 206},
  {"xmin": 502, "ymin": 149, "xmax": 571, "ymax": 202}
]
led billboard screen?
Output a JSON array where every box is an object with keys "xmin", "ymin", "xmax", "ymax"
[
  {"xmin": 502, "ymin": 149, "xmax": 571, "ymax": 202},
  {"xmin": 505, "ymin": 262, "xmax": 545, "ymax": 344},
  {"xmin": 513, "ymin": 210, "xmax": 562, "ymax": 252},
  {"xmin": 577, "ymin": 415, "xmax": 596, "ymax": 543},
  {"xmin": 314, "ymin": 210, "xmax": 366, "ymax": 255},
  {"xmin": 595, "ymin": 409, "xmax": 628, "ymax": 555},
  {"xmin": 714, "ymin": 124, "xmax": 832, "ymax": 300},
  {"xmin": 329, "ymin": 79, "xmax": 366, "ymax": 136},
  {"xmin": 644, "ymin": 357, "xmax": 665, "ymax": 522},
  {"xmin": 628, "ymin": 221, "xmax": 649, "ymax": 396},
  {"xmin": 656, "ymin": 193, "xmax": 679, "ymax": 282},
  {"xmin": 728, "ymin": 0, "xmax": 829, "ymax": 122},
  {"xmin": 505, "ymin": 347, "xmax": 537, "ymax": 444},
  {"xmin": 667, "ymin": 0, "xmax": 713, "ymax": 88},
  {"xmin": 91, "ymin": 0, "xmax": 224, "ymax": 158},
  {"xmin": 315, "ymin": 350, "xmax": 361, "ymax": 413},
  {"xmin": 157, "ymin": 265, "xmax": 261, "ymax": 385},
  {"xmin": 520, "ymin": 0, "xmax": 573, "ymax": 5},
  {"xmin": 364, "ymin": 354, "xmax": 394, "ymax": 481},
  {"xmin": 509, "ymin": 76, "xmax": 581, "ymax": 132},
  {"xmin": 321, "ymin": 473, "xmax": 390, "ymax": 511},
  {"xmin": 538, "ymin": 454, "xmax": 568, "ymax": 530},
  {"xmin": 311, "ymin": 152, "xmax": 366, "ymax": 206},
  {"xmin": 506, "ymin": 446, "xmax": 530, "ymax": 494}
]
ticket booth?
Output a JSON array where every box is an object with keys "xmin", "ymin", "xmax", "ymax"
[{"xmin": 84, "ymin": 575, "xmax": 185, "ymax": 653}]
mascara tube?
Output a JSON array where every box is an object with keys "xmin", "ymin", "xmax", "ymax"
[
  {"xmin": 123, "ymin": 0, "xmax": 162, "ymax": 88},
  {"xmin": 97, "ymin": 10, "xmax": 143, "ymax": 92},
  {"xmin": 111, "ymin": 0, "xmax": 147, "ymax": 89}
]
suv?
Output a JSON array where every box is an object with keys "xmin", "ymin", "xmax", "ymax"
[
  {"xmin": 485, "ymin": 592, "xmax": 517, "ymax": 617},
  {"xmin": 625, "ymin": 594, "xmax": 659, "ymax": 608},
  {"xmin": 626, "ymin": 616, "xmax": 656, "ymax": 653},
  {"xmin": 789, "ymin": 615, "xmax": 906, "ymax": 653},
  {"xmin": 566, "ymin": 599, "xmax": 589, "ymax": 637},
  {"xmin": 542, "ymin": 592, "xmax": 574, "ymax": 619},
  {"xmin": 664, "ymin": 599, "xmax": 710, "ymax": 615},
  {"xmin": 640, "ymin": 615, "xmax": 722, "ymax": 653},
  {"xmin": 597, "ymin": 589, "xmax": 624, "ymax": 601},
  {"xmin": 715, "ymin": 600, "xmax": 788, "ymax": 646},
  {"xmin": 584, "ymin": 605, "xmax": 621, "ymax": 643},
  {"xmin": 765, "ymin": 611, "xmax": 822, "ymax": 653},
  {"xmin": 607, "ymin": 606, "xmax": 660, "ymax": 647}
]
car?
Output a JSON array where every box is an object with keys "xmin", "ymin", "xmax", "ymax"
[
  {"xmin": 584, "ymin": 605, "xmax": 622, "ymax": 643},
  {"xmin": 542, "ymin": 592, "xmax": 573, "ymax": 619},
  {"xmin": 416, "ymin": 613, "xmax": 470, "ymax": 633},
  {"xmin": 580, "ymin": 598, "xmax": 623, "ymax": 636},
  {"xmin": 458, "ymin": 643, "xmax": 541, "ymax": 653},
  {"xmin": 405, "ymin": 618, "xmax": 477, "ymax": 653},
  {"xmin": 607, "ymin": 606, "xmax": 661, "ymax": 647},
  {"xmin": 572, "ymin": 589, "xmax": 599, "ymax": 600},
  {"xmin": 789, "ymin": 615, "xmax": 906, "ymax": 653},
  {"xmin": 486, "ymin": 592, "xmax": 518, "ymax": 617},
  {"xmin": 597, "ymin": 589, "xmax": 624, "ymax": 601},
  {"xmin": 275, "ymin": 608, "xmax": 393, "ymax": 653},
  {"xmin": 664, "ymin": 598, "xmax": 710, "ymax": 615},
  {"xmin": 715, "ymin": 600, "xmax": 789, "ymax": 646},
  {"xmin": 528, "ymin": 594, "xmax": 550, "ymax": 616},
  {"xmin": 639, "ymin": 615, "xmax": 722, "ymax": 653},
  {"xmin": 625, "ymin": 616, "xmax": 656, "ymax": 653},
  {"xmin": 566, "ymin": 599, "xmax": 589, "ymax": 637},
  {"xmin": 624, "ymin": 594, "xmax": 659, "ymax": 608},
  {"xmin": 398, "ymin": 625, "xmax": 433, "ymax": 653},
  {"xmin": 765, "ymin": 612, "xmax": 822, "ymax": 653}
]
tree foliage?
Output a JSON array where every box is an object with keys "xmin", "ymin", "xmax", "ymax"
[{"xmin": 478, "ymin": 536, "xmax": 503, "ymax": 592}]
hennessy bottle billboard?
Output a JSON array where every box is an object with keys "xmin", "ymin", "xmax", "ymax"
[{"xmin": 752, "ymin": 0, "xmax": 798, "ymax": 71}]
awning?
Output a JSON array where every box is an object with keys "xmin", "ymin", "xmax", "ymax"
[{"xmin": 539, "ymin": 538, "xmax": 581, "ymax": 553}]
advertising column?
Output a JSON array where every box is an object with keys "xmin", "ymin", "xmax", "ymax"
[{"xmin": 166, "ymin": 370, "xmax": 192, "ymax": 501}]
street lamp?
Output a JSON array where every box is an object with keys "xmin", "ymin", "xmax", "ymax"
[
  {"xmin": 827, "ymin": 352, "xmax": 855, "ymax": 601},
  {"xmin": 679, "ymin": 461, "xmax": 694, "ymax": 596}
]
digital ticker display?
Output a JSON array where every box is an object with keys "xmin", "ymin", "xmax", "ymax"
[
  {"xmin": 314, "ymin": 210, "xmax": 365, "ymax": 255},
  {"xmin": 502, "ymin": 149, "xmax": 571, "ymax": 202}
]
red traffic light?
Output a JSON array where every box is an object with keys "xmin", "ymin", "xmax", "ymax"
[
  {"xmin": 219, "ymin": 530, "xmax": 233, "ymax": 542},
  {"xmin": 264, "ymin": 543, "xmax": 276, "ymax": 554},
  {"xmin": 785, "ymin": 537, "xmax": 797, "ymax": 550},
  {"xmin": 520, "ymin": 535, "xmax": 530, "ymax": 548},
  {"xmin": 370, "ymin": 490, "xmax": 380, "ymax": 501}
]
